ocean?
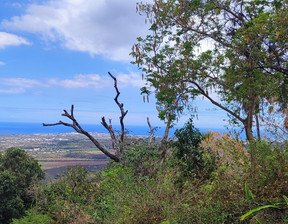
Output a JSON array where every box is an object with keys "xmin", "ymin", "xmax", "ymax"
[{"xmin": 0, "ymin": 122, "xmax": 228, "ymax": 136}]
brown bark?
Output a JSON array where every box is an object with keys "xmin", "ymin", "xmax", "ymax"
[
  {"xmin": 243, "ymin": 95, "xmax": 258, "ymax": 175},
  {"xmin": 160, "ymin": 114, "xmax": 172, "ymax": 159},
  {"xmin": 245, "ymin": 111, "xmax": 254, "ymax": 141}
]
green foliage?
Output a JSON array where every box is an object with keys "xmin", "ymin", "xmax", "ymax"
[
  {"xmin": 0, "ymin": 147, "xmax": 45, "ymax": 193},
  {"xmin": 12, "ymin": 210, "xmax": 52, "ymax": 224},
  {"xmin": 240, "ymin": 194, "xmax": 288, "ymax": 222},
  {"xmin": 0, "ymin": 148, "xmax": 44, "ymax": 223},
  {"xmin": 241, "ymin": 204, "xmax": 281, "ymax": 221},
  {"xmin": 172, "ymin": 118, "xmax": 215, "ymax": 180},
  {"xmin": 245, "ymin": 182, "xmax": 255, "ymax": 201},
  {"xmin": 34, "ymin": 165, "xmax": 96, "ymax": 223},
  {"xmin": 0, "ymin": 171, "xmax": 25, "ymax": 224},
  {"xmin": 133, "ymin": 0, "xmax": 288, "ymax": 140},
  {"xmin": 15, "ymin": 136, "xmax": 288, "ymax": 223},
  {"xmin": 94, "ymin": 164, "xmax": 196, "ymax": 223},
  {"xmin": 247, "ymin": 141, "xmax": 288, "ymax": 198},
  {"xmin": 120, "ymin": 142, "xmax": 161, "ymax": 177}
]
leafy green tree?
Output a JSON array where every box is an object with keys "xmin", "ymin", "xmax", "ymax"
[
  {"xmin": 132, "ymin": 0, "xmax": 288, "ymax": 141},
  {"xmin": 0, "ymin": 171, "xmax": 25, "ymax": 223},
  {"xmin": 171, "ymin": 118, "xmax": 215, "ymax": 184},
  {"xmin": 0, "ymin": 148, "xmax": 44, "ymax": 223}
]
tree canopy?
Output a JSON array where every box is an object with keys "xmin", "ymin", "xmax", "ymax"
[
  {"xmin": 0, "ymin": 148, "xmax": 44, "ymax": 223},
  {"xmin": 132, "ymin": 0, "xmax": 288, "ymax": 140}
]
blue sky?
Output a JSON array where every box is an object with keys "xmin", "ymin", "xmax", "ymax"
[{"xmin": 0, "ymin": 0, "xmax": 227, "ymax": 129}]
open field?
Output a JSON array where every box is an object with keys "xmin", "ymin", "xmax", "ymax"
[
  {"xmin": 0, "ymin": 133, "xmax": 111, "ymax": 180},
  {"xmin": 42, "ymin": 158, "xmax": 109, "ymax": 181}
]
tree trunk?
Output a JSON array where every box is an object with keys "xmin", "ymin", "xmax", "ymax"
[
  {"xmin": 244, "ymin": 123, "xmax": 254, "ymax": 141},
  {"xmin": 244, "ymin": 96, "xmax": 257, "ymax": 176},
  {"xmin": 160, "ymin": 115, "xmax": 172, "ymax": 159}
]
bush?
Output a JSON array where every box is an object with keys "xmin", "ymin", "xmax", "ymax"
[
  {"xmin": 12, "ymin": 210, "xmax": 52, "ymax": 224},
  {"xmin": 247, "ymin": 141, "xmax": 288, "ymax": 200},
  {"xmin": 120, "ymin": 142, "xmax": 161, "ymax": 177},
  {"xmin": 34, "ymin": 166, "xmax": 96, "ymax": 223},
  {"xmin": 0, "ymin": 171, "xmax": 25, "ymax": 223},
  {"xmin": 200, "ymin": 131, "xmax": 249, "ymax": 177},
  {"xmin": 0, "ymin": 148, "xmax": 45, "ymax": 204},
  {"xmin": 0, "ymin": 148, "xmax": 44, "ymax": 223},
  {"xmin": 94, "ymin": 164, "xmax": 194, "ymax": 223},
  {"xmin": 172, "ymin": 118, "xmax": 215, "ymax": 181}
]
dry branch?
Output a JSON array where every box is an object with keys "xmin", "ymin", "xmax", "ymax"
[
  {"xmin": 43, "ymin": 105, "xmax": 119, "ymax": 162},
  {"xmin": 108, "ymin": 72, "xmax": 128, "ymax": 144},
  {"xmin": 43, "ymin": 72, "xmax": 128, "ymax": 162}
]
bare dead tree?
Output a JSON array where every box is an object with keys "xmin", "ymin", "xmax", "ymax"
[{"xmin": 43, "ymin": 72, "xmax": 128, "ymax": 162}]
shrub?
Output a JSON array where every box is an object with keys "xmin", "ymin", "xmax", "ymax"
[
  {"xmin": 120, "ymin": 142, "xmax": 161, "ymax": 177},
  {"xmin": 0, "ymin": 148, "xmax": 44, "ymax": 223},
  {"xmin": 94, "ymin": 164, "xmax": 192, "ymax": 223},
  {"xmin": 0, "ymin": 171, "xmax": 25, "ymax": 223},
  {"xmin": 34, "ymin": 166, "xmax": 97, "ymax": 223},
  {"xmin": 200, "ymin": 131, "xmax": 249, "ymax": 177},
  {"xmin": 12, "ymin": 210, "xmax": 52, "ymax": 224},
  {"xmin": 247, "ymin": 141, "xmax": 288, "ymax": 200},
  {"xmin": 172, "ymin": 118, "xmax": 215, "ymax": 181}
]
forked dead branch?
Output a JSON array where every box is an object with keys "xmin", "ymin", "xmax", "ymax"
[{"xmin": 43, "ymin": 72, "xmax": 128, "ymax": 162}]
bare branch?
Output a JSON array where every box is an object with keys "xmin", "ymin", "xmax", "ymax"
[
  {"xmin": 147, "ymin": 117, "xmax": 155, "ymax": 143},
  {"xmin": 43, "ymin": 73, "xmax": 129, "ymax": 162},
  {"xmin": 101, "ymin": 116, "xmax": 119, "ymax": 153},
  {"xmin": 187, "ymin": 80, "xmax": 245, "ymax": 124},
  {"xmin": 108, "ymin": 72, "xmax": 128, "ymax": 143},
  {"xmin": 43, "ymin": 106, "xmax": 120, "ymax": 162}
]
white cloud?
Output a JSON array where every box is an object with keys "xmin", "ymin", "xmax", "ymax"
[
  {"xmin": 47, "ymin": 74, "xmax": 106, "ymax": 88},
  {"xmin": 0, "ymin": 61, "xmax": 5, "ymax": 66},
  {"xmin": 2, "ymin": 0, "xmax": 152, "ymax": 61},
  {"xmin": 117, "ymin": 72, "xmax": 145, "ymax": 88},
  {"xmin": 47, "ymin": 72, "xmax": 145, "ymax": 88},
  {"xmin": 0, "ymin": 32, "xmax": 31, "ymax": 49},
  {"xmin": 1, "ymin": 78, "xmax": 44, "ymax": 88},
  {"xmin": 0, "ymin": 72, "xmax": 144, "ymax": 94},
  {"xmin": 0, "ymin": 88, "xmax": 25, "ymax": 94}
]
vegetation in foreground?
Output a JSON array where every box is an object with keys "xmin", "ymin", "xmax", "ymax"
[{"xmin": 1, "ymin": 120, "xmax": 287, "ymax": 223}]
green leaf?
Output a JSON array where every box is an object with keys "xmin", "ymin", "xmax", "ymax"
[
  {"xmin": 245, "ymin": 182, "xmax": 254, "ymax": 201},
  {"xmin": 255, "ymin": 217, "xmax": 263, "ymax": 224},
  {"xmin": 240, "ymin": 205, "xmax": 280, "ymax": 221},
  {"xmin": 283, "ymin": 195, "xmax": 288, "ymax": 206}
]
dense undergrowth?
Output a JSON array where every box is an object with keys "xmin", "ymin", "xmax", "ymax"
[{"xmin": 3, "ymin": 121, "xmax": 288, "ymax": 223}]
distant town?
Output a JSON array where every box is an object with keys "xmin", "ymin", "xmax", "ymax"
[{"xmin": 0, "ymin": 132, "xmax": 113, "ymax": 152}]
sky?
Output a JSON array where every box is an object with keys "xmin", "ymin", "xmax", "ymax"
[{"xmin": 0, "ymin": 0, "xmax": 228, "ymax": 129}]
